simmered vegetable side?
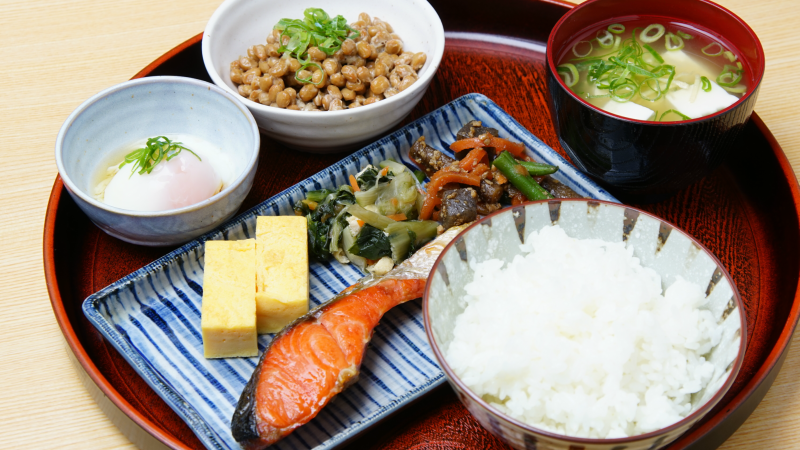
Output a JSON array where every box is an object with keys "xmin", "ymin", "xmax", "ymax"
[
  {"xmin": 294, "ymin": 121, "xmax": 582, "ymax": 273},
  {"xmin": 294, "ymin": 161, "xmax": 438, "ymax": 276}
]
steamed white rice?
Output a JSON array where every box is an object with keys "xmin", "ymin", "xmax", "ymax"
[{"xmin": 446, "ymin": 225, "xmax": 722, "ymax": 439}]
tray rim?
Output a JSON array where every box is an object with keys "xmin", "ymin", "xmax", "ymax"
[{"xmin": 43, "ymin": 9, "xmax": 800, "ymax": 450}]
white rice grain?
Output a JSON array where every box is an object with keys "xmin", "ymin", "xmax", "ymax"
[{"xmin": 445, "ymin": 225, "xmax": 721, "ymax": 438}]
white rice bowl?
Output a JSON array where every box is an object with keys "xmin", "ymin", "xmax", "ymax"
[{"xmin": 445, "ymin": 225, "xmax": 723, "ymax": 439}]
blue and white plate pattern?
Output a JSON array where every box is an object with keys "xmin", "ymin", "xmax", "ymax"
[{"xmin": 83, "ymin": 93, "xmax": 618, "ymax": 450}]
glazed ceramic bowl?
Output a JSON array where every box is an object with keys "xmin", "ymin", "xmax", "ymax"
[
  {"xmin": 424, "ymin": 200, "xmax": 746, "ymax": 450},
  {"xmin": 546, "ymin": 0, "xmax": 764, "ymax": 202},
  {"xmin": 201, "ymin": 0, "xmax": 444, "ymax": 153},
  {"xmin": 55, "ymin": 76, "xmax": 260, "ymax": 246}
]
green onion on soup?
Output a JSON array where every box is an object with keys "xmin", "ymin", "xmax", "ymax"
[{"xmin": 555, "ymin": 18, "xmax": 747, "ymax": 122}]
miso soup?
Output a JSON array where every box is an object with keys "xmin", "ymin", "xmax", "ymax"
[{"xmin": 555, "ymin": 17, "xmax": 748, "ymax": 122}]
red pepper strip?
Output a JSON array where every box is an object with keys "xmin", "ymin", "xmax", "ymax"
[
  {"xmin": 450, "ymin": 136, "xmax": 526, "ymax": 158},
  {"xmin": 459, "ymin": 148, "xmax": 487, "ymax": 172},
  {"xmin": 420, "ymin": 169, "xmax": 482, "ymax": 220}
]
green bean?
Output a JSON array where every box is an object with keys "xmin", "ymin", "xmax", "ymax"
[
  {"xmin": 517, "ymin": 160, "xmax": 559, "ymax": 176},
  {"xmin": 492, "ymin": 151, "xmax": 553, "ymax": 201}
]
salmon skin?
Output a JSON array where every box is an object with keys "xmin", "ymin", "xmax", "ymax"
[{"xmin": 231, "ymin": 224, "xmax": 468, "ymax": 449}]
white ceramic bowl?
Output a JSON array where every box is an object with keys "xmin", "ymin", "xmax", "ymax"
[
  {"xmin": 424, "ymin": 200, "xmax": 746, "ymax": 450},
  {"xmin": 55, "ymin": 76, "xmax": 260, "ymax": 246},
  {"xmin": 202, "ymin": 0, "xmax": 445, "ymax": 153}
]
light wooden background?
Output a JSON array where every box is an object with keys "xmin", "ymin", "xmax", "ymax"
[{"xmin": 1, "ymin": 0, "xmax": 797, "ymax": 448}]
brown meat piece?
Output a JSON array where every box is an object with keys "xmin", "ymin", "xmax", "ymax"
[
  {"xmin": 455, "ymin": 120, "xmax": 499, "ymax": 141},
  {"xmin": 477, "ymin": 201, "xmax": 502, "ymax": 216},
  {"xmin": 479, "ymin": 179, "xmax": 504, "ymax": 204},
  {"xmin": 440, "ymin": 188, "xmax": 478, "ymax": 229},
  {"xmin": 454, "ymin": 121, "xmax": 500, "ymax": 161},
  {"xmin": 539, "ymin": 176, "xmax": 583, "ymax": 199},
  {"xmin": 409, "ymin": 136, "xmax": 455, "ymax": 177}
]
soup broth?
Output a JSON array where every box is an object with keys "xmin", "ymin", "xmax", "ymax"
[{"xmin": 555, "ymin": 17, "xmax": 748, "ymax": 122}]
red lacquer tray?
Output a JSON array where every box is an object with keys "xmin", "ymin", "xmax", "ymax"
[{"xmin": 44, "ymin": 0, "xmax": 800, "ymax": 449}]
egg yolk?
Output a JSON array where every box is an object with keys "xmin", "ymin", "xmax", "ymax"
[{"xmin": 103, "ymin": 152, "xmax": 222, "ymax": 211}]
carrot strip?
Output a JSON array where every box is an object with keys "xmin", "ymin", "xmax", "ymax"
[
  {"xmin": 379, "ymin": 167, "xmax": 389, "ymax": 177},
  {"xmin": 459, "ymin": 148, "xmax": 487, "ymax": 172},
  {"xmin": 472, "ymin": 163, "xmax": 490, "ymax": 177},
  {"xmin": 386, "ymin": 213, "xmax": 407, "ymax": 221},
  {"xmin": 349, "ymin": 175, "xmax": 360, "ymax": 192},
  {"xmin": 450, "ymin": 136, "xmax": 526, "ymax": 158},
  {"xmin": 420, "ymin": 169, "xmax": 481, "ymax": 220},
  {"xmin": 356, "ymin": 219, "xmax": 365, "ymax": 227}
]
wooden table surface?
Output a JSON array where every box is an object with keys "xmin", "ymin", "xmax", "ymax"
[{"xmin": 1, "ymin": 0, "xmax": 798, "ymax": 448}]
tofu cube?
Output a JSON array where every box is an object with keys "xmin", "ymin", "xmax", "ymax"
[
  {"xmin": 666, "ymin": 79, "xmax": 738, "ymax": 119},
  {"xmin": 201, "ymin": 239, "xmax": 258, "ymax": 358},
  {"xmin": 601, "ymin": 99, "xmax": 655, "ymax": 121},
  {"xmin": 255, "ymin": 216, "xmax": 309, "ymax": 334}
]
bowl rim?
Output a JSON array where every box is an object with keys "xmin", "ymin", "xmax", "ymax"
[
  {"xmin": 200, "ymin": 0, "xmax": 445, "ymax": 119},
  {"xmin": 54, "ymin": 75, "xmax": 260, "ymax": 218},
  {"xmin": 423, "ymin": 198, "xmax": 748, "ymax": 444},
  {"xmin": 545, "ymin": 0, "xmax": 766, "ymax": 126}
]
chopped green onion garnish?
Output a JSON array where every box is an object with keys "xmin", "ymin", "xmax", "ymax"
[
  {"xmin": 610, "ymin": 78, "xmax": 638, "ymax": 102},
  {"xmin": 119, "ymin": 136, "xmax": 200, "ymax": 177},
  {"xmin": 596, "ymin": 30, "xmax": 614, "ymax": 49},
  {"xmin": 717, "ymin": 64, "xmax": 743, "ymax": 87},
  {"xmin": 274, "ymin": 8, "xmax": 361, "ymax": 85},
  {"xmin": 736, "ymin": 61, "xmax": 743, "ymax": 70},
  {"xmin": 701, "ymin": 42, "xmax": 724, "ymax": 57},
  {"xmin": 642, "ymin": 43, "xmax": 664, "ymax": 64},
  {"xmin": 700, "ymin": 76, "xmax": 712, "ymax": 92},
  {"xmin": 557, "ymin": 63, "xmax": 580, "ymax": 87},
  {"xmin": 639, "ymin": 78, "xmax": 663, "ymax": 101},
  {"xmin": 724, "ymin": 51, "xmax": 737, "ymax": 62},
  {"xmin": 665, "ymin": 33, "xmax": 684, "ymax": 51},
  {"xmin": 640, "ymin": 24, "xmax": 666, "ymax": 43},
  {"xmin": 677, "ymin": 30, "xmax": 694, "ymax": 39},
  {"xmin": 608, "ymin": 23, "xmax": 625, "ymax": 34},
  {"xmin": 659, "ymin": 109, "xmax": 691, "ymax": 121},
  {"xmin": 572, "ymin": 40, "xmax": 593, "ymax": 58},
  {"xmin": 722, "ymin": 85, "xmax": 747, "ymax": 94}
]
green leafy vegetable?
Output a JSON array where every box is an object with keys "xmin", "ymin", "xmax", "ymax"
[
  {"xmin": 349, "ymin": 224, "xmax": 392, "ymax": 260},
  {"xmin": 119, "ymin": 136, "xmax": 199, "ymax": 177}
]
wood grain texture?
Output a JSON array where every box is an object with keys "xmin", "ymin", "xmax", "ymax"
[{"xmin": 2, "ymin": 1, "xmax": 800, "ymax": 450}]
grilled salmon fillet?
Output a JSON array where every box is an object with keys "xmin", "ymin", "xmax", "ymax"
[{"xmin": 231, "ymin": 225, "xmax": 467, "ymax": 449}]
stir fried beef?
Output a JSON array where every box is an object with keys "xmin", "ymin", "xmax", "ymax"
[
  {"xmin": 454, "ymin": 121, "xmax": 500, "ymax": 161},
  {"xmin": 410, "ymin": 136, "xmax": 456, "ymax": 177},
  {"xmin": 539, "ymin": 176, "xmax": 582, "ymax": 199},
  {"xmin": 440, "ymin": 188, "xmax": 478, "ymax": 229}
]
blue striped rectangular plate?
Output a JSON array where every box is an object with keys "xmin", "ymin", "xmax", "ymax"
[{"xmin": 83, "ymin": 93, "xmax": 617, "ymax": 450}]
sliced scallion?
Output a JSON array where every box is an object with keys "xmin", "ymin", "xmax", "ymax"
[
  {"xmin": 702, "ymin": 42, "xmax": 724, "ymax": 57},
  {"xmin": 557, "ymin": 64, "xmax": 580, "ymax": 87},
  {"xmin": 640, "ymin": 24, "xmax": 666, "ymax": 43},
  {"xmin": 717, "ymin": 64, "xmax": 743, "ymax": 87},
  {"xmin": 639, "ymin": 78, "xmax": 663, "ymax": 102},
  {"xmin": 608, "ymin": 23, "xmax": 625, "ymax": 34},
  {"xmin": 643, "ymin": 43, "xmax": 664, "ymax": 64},
  {"xmin": 665, "ymin": 33, "xmax": 685, "ymax": 51},
  {"xmin": 659, "ymin": 109, "xmax": 691, "ymax": 121},
  {"xmin": 572, "ymin": 40, "xmax": 593, "ymax": 58},
  {"xmin": 677, "ymin": 30, "xmax": 694, "ymax": 39},
  {"xmin": 596, "ymin": 30, "xmax": 615, "ymax": 49},
  {"xmin": 724, "ymin": 51, "xmax": 737, "ymax": 62},
  {"xmin": 736, "ymin": 61, "xmax": 743, "ymax": 70},
  {"xmin": 700, "ymin": 76, "xmax": 712, "ymax": 92},
  {"xmin": 722, "ymin": 85, "xmax": 747, "ymax": 94}
]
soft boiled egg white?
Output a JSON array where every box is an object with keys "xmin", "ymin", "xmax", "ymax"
[{"xmin": 100, "ymin": 134, "xmax": 236, "ymax": 212}]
